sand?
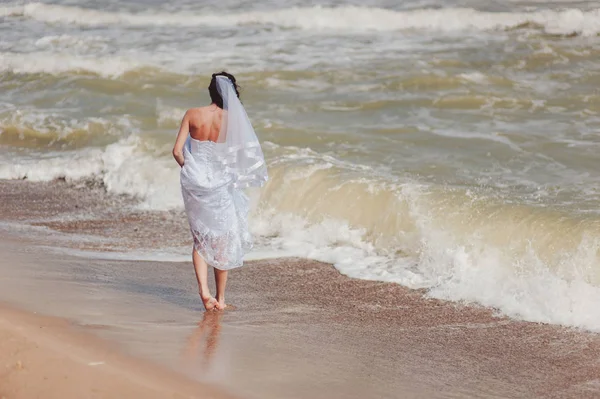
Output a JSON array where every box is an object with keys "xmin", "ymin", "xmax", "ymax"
[
  {"xmin": 0, "ymin": 304, "xmax": 231, "ymax": 399},
  {"xmin": 2, "ymin": 178, "xmax": 600, "ymax": 399}
]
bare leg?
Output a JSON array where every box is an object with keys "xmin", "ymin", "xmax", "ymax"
[
  {"xmin": 193, "ymin": 248, "xmax": 217, "ymax": 311},
  {"xmin": 214, "ymin": 268, "xmax": 228, "ymax": 310}
]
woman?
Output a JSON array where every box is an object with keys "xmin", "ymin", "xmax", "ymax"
[{"xmin": 172, "ymin": 72, "xmax": 268, "ymax": 311}]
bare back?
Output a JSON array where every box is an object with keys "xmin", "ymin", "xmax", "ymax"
[{"xmin": 187, "ymin": 105, "xmax": 223, "ymax": 142}]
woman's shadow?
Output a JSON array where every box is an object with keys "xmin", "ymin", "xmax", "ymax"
[{"xmin": 183, "ymin": 310, "xmax": 224, "ymax": 370}]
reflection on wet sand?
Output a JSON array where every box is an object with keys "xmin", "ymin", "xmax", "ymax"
[{"xmin": 183, "ymin": 311, "xmax": 223, "ymax": 371}]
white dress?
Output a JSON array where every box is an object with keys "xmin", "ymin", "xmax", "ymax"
[{"xmin": 180, "ymin": 136, "xmax": 252, "ymax": 270}]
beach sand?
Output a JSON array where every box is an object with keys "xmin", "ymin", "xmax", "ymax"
[
  {"xmin": 1, "ymin": 179, "xmax": 600, "ymax": 398},
  {"xmin": 0, "ymin": 305, "xmax": 230, "ymax": 399}
]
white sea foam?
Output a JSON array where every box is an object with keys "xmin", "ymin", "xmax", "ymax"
[
  {"xmin": 34, "ymin": 34, "xmax": 109, "ymax": 52},
  {"xmin": 401, "ymin": 185, "xmax": 600, "ymax": 330},
  {"xmin": 0, "ymin": 148, "xmax": 105, "ymax": 181},
  {"xmin": 459, "ymin": 72, "xmax": 489, "ymax": 84},
  {"xmin": 39, "ymin": 245, "xmax": 190, "ymax": 263},
  {"xmin": 3, "ymin": 3, "xmax": 600, "ymax": 35},
  {"xmin": 0, "ymin": 51, "xmax": 143, "ymax": 77},
  {"xmin": 0, "ymin": 135, "xmax": 182, "ymax": 209}
]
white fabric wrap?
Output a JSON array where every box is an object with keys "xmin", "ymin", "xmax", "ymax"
[{"xmin": 179, "ymin": 76, "xmax": 266, "ymax": 270}]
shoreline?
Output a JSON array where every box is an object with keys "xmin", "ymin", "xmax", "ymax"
[
  {"xmin": 2, "ymin": 178, "xmax": 600, "ymax": 398},
  {"xmin": 3, "ymin": 241, "xmax": 600, "ymax": 398}
]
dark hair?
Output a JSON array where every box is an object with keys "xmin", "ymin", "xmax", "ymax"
[{"xmin": 208, "ymin": 71, "xmax": 240, "ymax": 109}]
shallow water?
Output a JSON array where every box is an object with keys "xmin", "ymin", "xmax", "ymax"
[
  {"xmin": 0, "ymin": 236, "xmax": 564, "ymax": 399},
  {"xmin": 2, "ymin": 0, "xmax": 600, "ymax": 330}
]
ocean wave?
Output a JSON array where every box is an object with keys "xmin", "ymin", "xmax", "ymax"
[
  {"xmin": 0, "ymin": 135, "xmax": 181, "ymax": 209},
  {"xmin": 3, "ymin": 3, "xmax": 600, "ymax": 35},
  {"xmin": 0, "ymin": 110, "xmax": 135, "ymax": 147},
  {"xmin": 156, "ymin": 102, "xmax": 186, "ymax": 128},
  {"xmin": 256, "ymin": 153, "xmax": 600, "ymax": 331},
  {"xmin": 33, "ymin": 34, "xmax": 110, "ymax": 52},
  {"xmin": 0, "ymin": 51, "xmax": 144, "ymax": 78},
  {"xmin": 3, "ymin": 139, "xmax": 600, "ymax": 331}
]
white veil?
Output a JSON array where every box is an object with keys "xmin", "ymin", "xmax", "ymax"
[{"xmin": 215, "ymin": 75, "xmax": 268, "ymax": 188}]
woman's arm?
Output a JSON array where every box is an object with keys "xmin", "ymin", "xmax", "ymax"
[{"xmin": 172, "ymin": 110, "xmax": 190, "ymax": 167}]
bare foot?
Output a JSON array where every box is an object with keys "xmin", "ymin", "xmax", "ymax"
[
  {"xmin": 201, "ymin": 295, "xmax": 218, "ymax": 311},
  {"xmin": 215, "ymin": 299, "xmax": 227, "ymax": 311}
]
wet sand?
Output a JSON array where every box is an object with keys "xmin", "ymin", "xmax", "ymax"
[
  {"xmin": 1, "ymin": 179, "xmax": 600, "ymax": 398},
  {"xmin": 0, "ymin": 304, "xmax": 231, "ymax": 399}
]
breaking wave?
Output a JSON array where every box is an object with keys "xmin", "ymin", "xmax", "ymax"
[
  {"xmin": 3, "ymin": 3, "xmax": 600, "ymax": 35},
  {"xmin": 3, "ymin": 139, "xmax": 600, "ymax": 331}
]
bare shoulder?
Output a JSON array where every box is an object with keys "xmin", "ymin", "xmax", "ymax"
[
  {"xmin": 184, "ymin": 107, "xmax": 201, "ymax": 117},
  {"xmin": 185, "ymin": 106, "xmax": 221, "ymax": 119}
]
